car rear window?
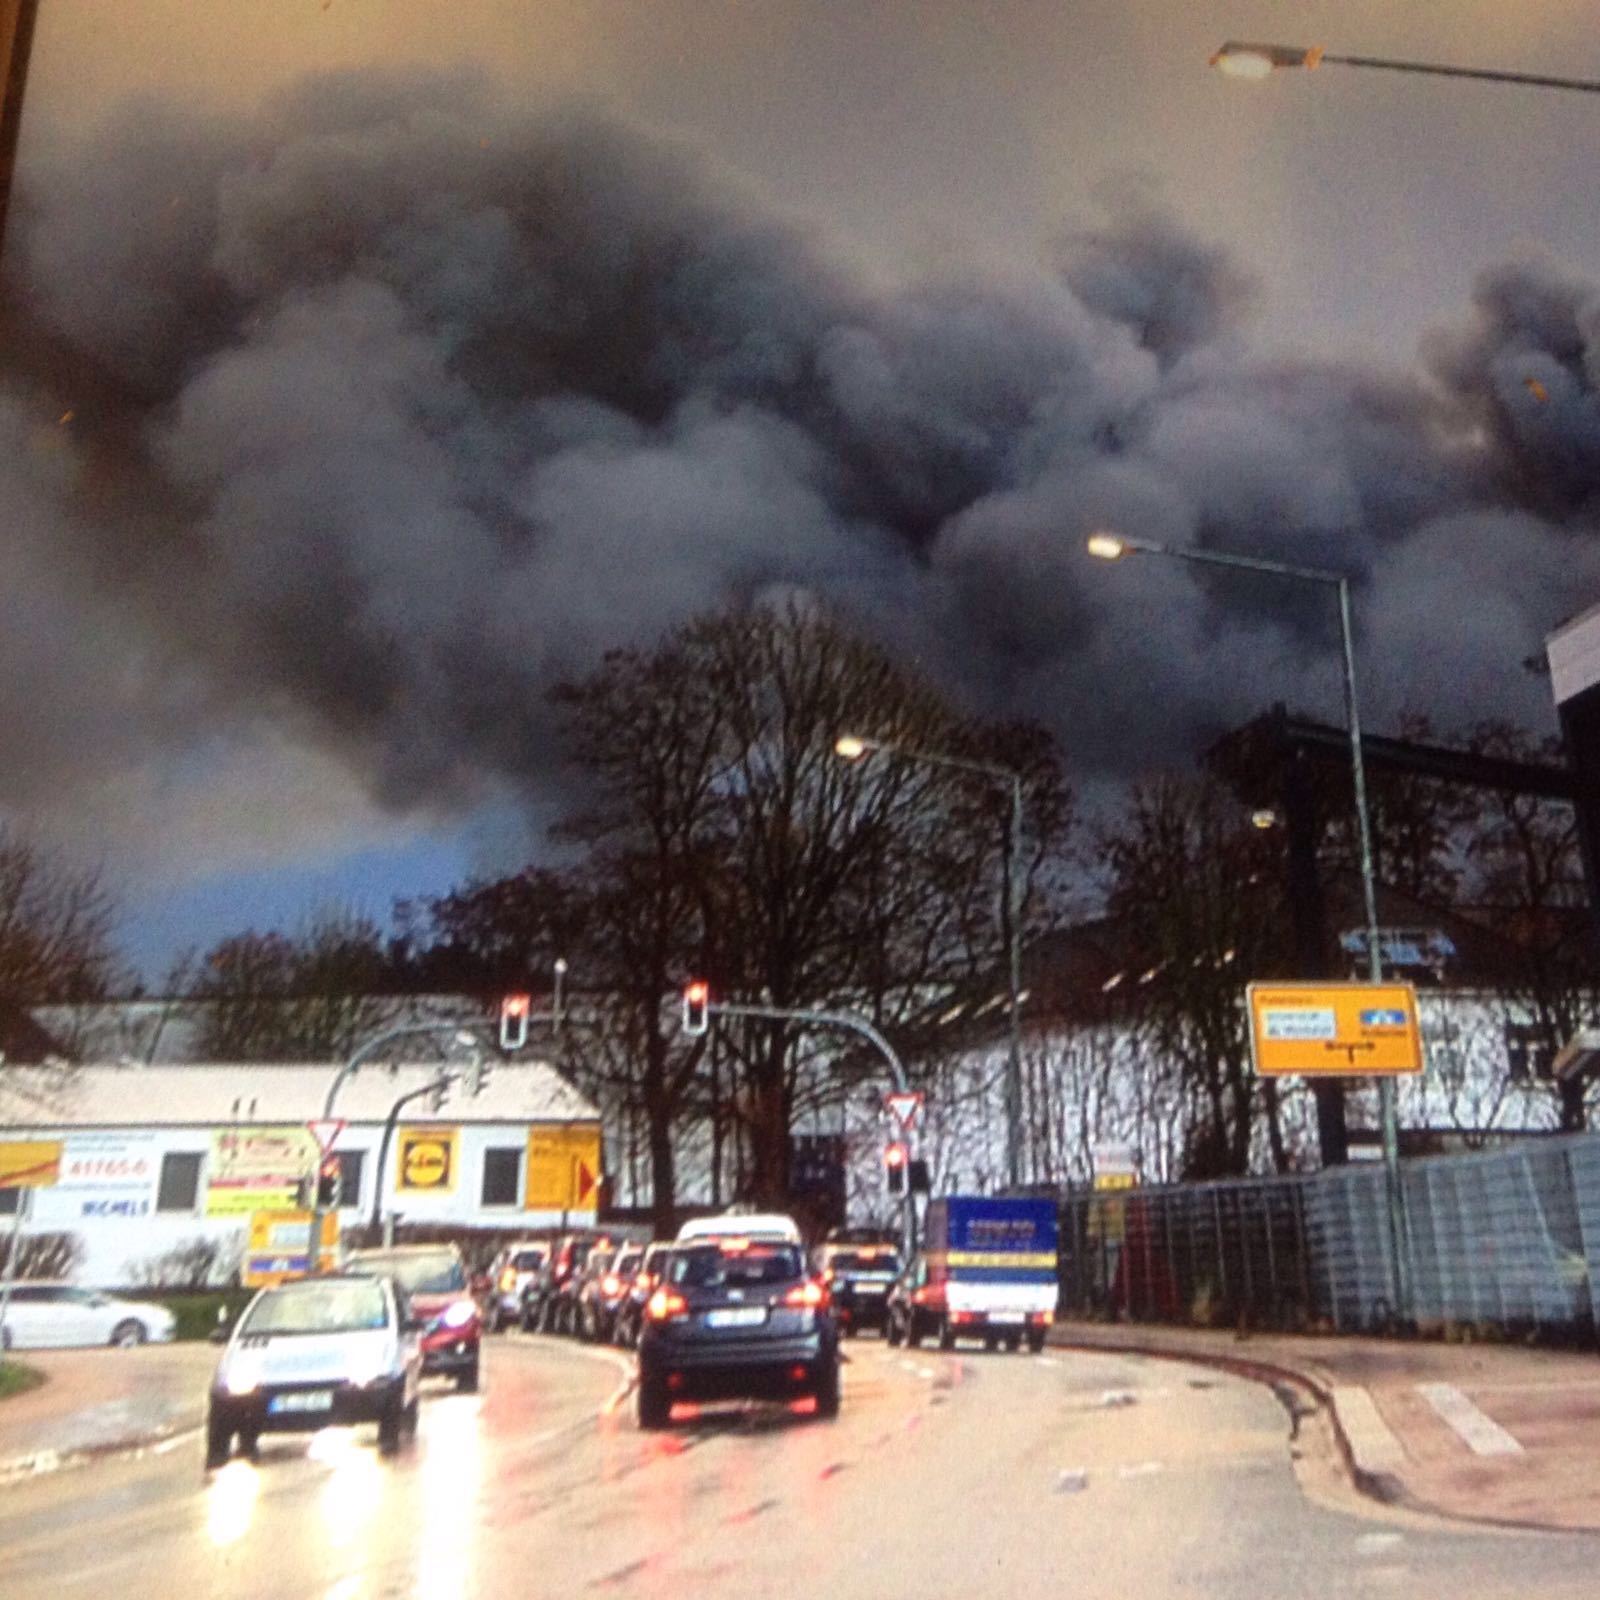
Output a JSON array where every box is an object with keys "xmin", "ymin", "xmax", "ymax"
[
  {"xmin": 511, "ymin": 1250, "xmax": 545, "ymax": 1271},
  {"xmin": 828, "ymin": 1251, "xmax": 901, "ymax": 1273},
  {"xmin": 614, "ymin": 1250, "xmax": 643, "ymax": 1276},
  {"xmin": 346, "ymin": 1252, "xmax": 466, "ymax": 1294},
  {"xmin": 669, "ymin": 1243, "xmax": 804, "ymax": 1288},
  {"xmin": 241, "ymin": 1279, "xmax": 387, "ymax": 1336}
]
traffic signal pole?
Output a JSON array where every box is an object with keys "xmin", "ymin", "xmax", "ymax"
[{"xmin": 682, "ymin": 991, "xmax": 921, "ymax": 1258}]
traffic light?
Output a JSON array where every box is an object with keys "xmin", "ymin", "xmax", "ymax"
[
  {"xmin": 315, "ymin": 1154, "xmax": 342, "ymax": 1210},
  {"xmin": 682, "ymin": 981, "xmax": 710, "ymax": 1036},
  {"xmin": 884, "ymin": 1142, "xmax": 909, "ymax": 1196},
  {"xmin": 500, "ymin": 993, "xmax": 531, "ymax": 1051}
]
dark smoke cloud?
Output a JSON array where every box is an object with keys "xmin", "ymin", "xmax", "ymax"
[{"xmin": 5, "ymin": 69, "xmax": 1600, "ymax": 872}]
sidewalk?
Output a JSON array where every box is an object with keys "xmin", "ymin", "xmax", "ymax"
[
  {"xmin": 0, "ymin": 1344, "xmax": 214, "ymax": 1476},
  {"xmin": 1051, "ymin": 1319, "xmax": 1600, "ymax": 1532}
]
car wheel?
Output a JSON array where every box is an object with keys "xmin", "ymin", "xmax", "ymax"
[
  {"xmin": 1027, "ymin": 1330, "xmax": 1046, "ymax": 1355},
  {"xmin": 110, "ymin": 1319, "xmax": 147, "ymax": 1348},
  {"xmin": 457, "ymin": 1355, "xmax": 480, "ymax": 1394},
  {"xmin": 905, "ymin": 1313, "xmax": 923, "ymax": 1349},
  {"xmin": 814, "ymin": 1360, "xmax": 841, "ymax": 1420},
  {"xmin": 1005, "ymin": 1334, "xmax": 1022, "ymax": 1353},
  {"xmin": 378, "ymin": 1393, "xmax": 406, "ymax": 1455},
  {"xmin": 937, "ymin": 1317, "xmax": 956, "ymax": 1351},
  {"xmin": 204, "ymin": 1414, "xmax": 232, "ymax": 1470},
  {"xmin": 637, "ymin": 1371, "xmax": 671, "ymax": 1431},
  {"xmin": 404, "ymin": 1397, "xmax": 420, "ymax": 1437},
  {"xmin": 238, "ymin": 1427, "xmax": 260, "ymax": 1458},
  {"xmin": 885, "ymin": 1312, "xmax": 903, "ymax": 1347}
]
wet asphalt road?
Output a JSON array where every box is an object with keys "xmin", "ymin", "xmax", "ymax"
[{"xmin": 3, "ymin": 1332, "xmax": 1599, "ymax": 1598}]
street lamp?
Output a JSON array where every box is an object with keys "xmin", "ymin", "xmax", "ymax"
[
  {"xmin": 1086, "ymin": 530, "xmax": 1411, "ymax": 1316},
  {"xmin": 835, "ymin": 732, "xmax": 1029, "ymax": 1190},
  {"xmin": 1210, "ymin": 39, "xmax": 1600, "ymax": 97}
]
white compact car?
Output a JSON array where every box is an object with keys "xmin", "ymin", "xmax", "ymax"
[
  {"xmin": 207, "ymin": 1273, "xmax": 423, "ymax": 1466},
  {"xmin": 0, "ymin": 1283, "xmax": 177, "ymax": 1349}
]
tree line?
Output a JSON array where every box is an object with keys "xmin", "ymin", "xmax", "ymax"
[{"xmin": 2, "ymin": 603, "xmax": 1593, "ymax": 1205}]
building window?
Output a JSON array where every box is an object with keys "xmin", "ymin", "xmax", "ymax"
[
  {"xmin": 481, "ymin": 1148, "xmax": 521, "ymax": 1208},
  {"xmin": 0, "ymin": 1187, "xmax": 17, "ymax": 1216},
  {"xmin": 156, "ymin": 1152, "xmax": 203, "ymax": 1213},
  {"xmin": 1504, "ymin": 1023, "xmax": 1555, "ymax": 1082},
  {"xmin": 335, "ymin": 1150, "xmax": 366, "ymax": 1210}
]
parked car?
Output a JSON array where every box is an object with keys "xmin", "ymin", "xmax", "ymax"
[
  {"xmin": 343, "ymin": 1244, "xmax": 481, "ymax": 1390},
  {"xmin": 816, "ymin": 1242, "xmax": 901, "ymax": 1336},
  {"xmin": 206, "ymin": 1272, "xmax": 421, "ymax": 1467},
  {"xmin": 485, "ymin": 1241, "xmax": 549, "ymax": 1333},
  {"xmin": 0, "ymin": 1283, "xmax": 176, "ymax": 1350},
  {"xmin": 636, "ymin": 1233, "xmax": 839, "ymax": 1428},
  {"xmin": 522, "ymin": 1232, "xmax": 601, "ymax": 1335},
  {"xmin": 613, "ymin": 1242, "xmax": 673, "ymax": 1349},
  {"xmin": 577, "ymin": 1243, "xmax": 643, "ymax": 1343}
]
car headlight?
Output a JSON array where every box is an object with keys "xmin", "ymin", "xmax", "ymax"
[
  {"xmin": 347, "ymin": 1355, "xmax": 392, "ymax": 1388},
  {"xmin": 224, "ymin": 1362, "xmax": 260, "ymax": 1397},
  {"xmin": 440, "ymin": 1300, "xmax": 475, "ymax": 1330}
]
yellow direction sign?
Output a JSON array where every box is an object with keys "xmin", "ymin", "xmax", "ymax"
[
  {"xmin": 0, "ymin": 1141, "xmax": 62, "ymax": 1189},
  {"xmin": 397, "ymin": 1127, "xmax": 458, "ymax": 1192},
  {"xmin": 242, "ymin": 1210, "xmax": 339, "ymax": 1288},
  {"xmin": 1247, "ymin": 982, "xmax": 1423, "ymax": 1077},
  {"xmin": 525, "ymin": 1124, "xmax": 602, "ymax": 1212}
]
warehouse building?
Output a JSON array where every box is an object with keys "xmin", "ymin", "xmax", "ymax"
[{"xmin": 0, "ymin": 1059, "xmax": 601, "ymax": 1286}]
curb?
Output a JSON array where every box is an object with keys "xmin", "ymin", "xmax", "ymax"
[
  {"xmin": 0, "ymin": 1420, "xmax": 202, "ymax": 1485},
  {"xmin": 1046, "ymin": 1326, "xmax": 1592, "ymax": 1537}
]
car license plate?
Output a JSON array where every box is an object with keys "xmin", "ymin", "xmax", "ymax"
[
  {"xmin": 989, "ymin": 1312, "xmax": 1025, "ymax": 1326},
  {"xmin": 706, "ymin": 1307, "xmax": 767, "ymax": 1329},
  {"xmin": 269, "ymin": 1390, "xmax": 334, "ymax": 1414}
]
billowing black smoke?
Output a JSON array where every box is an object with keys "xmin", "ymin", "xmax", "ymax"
[{"xmin": 4, "ymin": 69, "xmax": 1599, "ymax": 859}]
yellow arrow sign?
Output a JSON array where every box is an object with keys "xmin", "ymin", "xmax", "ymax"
[{"xmin": 525, "ymin": 1125, "xmax": 602, "ymax": 1212}]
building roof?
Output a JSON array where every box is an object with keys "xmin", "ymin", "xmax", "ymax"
[{"xmin": 0, "ymin": 1059, "xmax": 597, "ymax": 1131}]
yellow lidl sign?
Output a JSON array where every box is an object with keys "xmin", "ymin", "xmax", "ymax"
[
  {"xmin": 397, "ymin": 1127, "xmax": 458, "ymax": 1192},
  {"xmin": 0, "ymin": 1141, "xmax": 62, "ymax": 1189},
  {"xmin": 1247, "ymin": 982, "xmax": 1423, "ymax": 1077}
]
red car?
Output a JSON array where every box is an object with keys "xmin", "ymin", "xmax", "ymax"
[{"xmin": 345, "ymin": 1245, "xmax": 481, "ymax": 1392}]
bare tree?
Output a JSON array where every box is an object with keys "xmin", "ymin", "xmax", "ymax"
[
  {"xmin": 0, "ymin": 824, "xmax": 121, "ymax": 1008},
  {"xmin": 186, "ymin": 908, "xmax": 391, "ymax": 1061}
]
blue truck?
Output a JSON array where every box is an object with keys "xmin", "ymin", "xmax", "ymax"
[{"xmin": 889, "ymin": 1195, "xmax": 1059, "ymax": 1353}]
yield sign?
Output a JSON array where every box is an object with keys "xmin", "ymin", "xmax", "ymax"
[
  {"xmin": 884, "ymin": 1091, "xmax": 924, "ymax": 1131},
  {"xmin": 306, "ymin": 1118, "xmax": 346, "ymax": 1154},
  {"xmin": 574, "ymin": 1156, "xmax": 599, "ymax": 1206}
]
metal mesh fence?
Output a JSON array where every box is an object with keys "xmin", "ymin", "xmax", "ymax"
[{"xmin": 1061, "ymin": 1131, "xmax": 1600, "ymax": 1341}]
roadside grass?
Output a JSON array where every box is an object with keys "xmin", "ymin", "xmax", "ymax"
[
  {"xmin": 0, "ymin": 1360, "xmax": 46, "ymax": 1401},
  {"xmin": 143, "ymin": 1289, "xmax": 255, "ymax": 1342}
]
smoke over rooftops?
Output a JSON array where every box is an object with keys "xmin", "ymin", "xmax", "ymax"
[{"xmin": 3, "ymin": 69, "xmax": 1597, "ymax": 865}]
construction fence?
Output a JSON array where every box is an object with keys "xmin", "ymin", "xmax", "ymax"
[{"xmin": 1060, "ymin": 1131, "xmax": 1600, "ymax": 1341}]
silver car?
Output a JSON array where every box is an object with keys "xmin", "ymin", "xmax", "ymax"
[
  {"xmin": 0, "ymin": 1283, "xmax": 176, "ymax": 1349},
  {"xmin": 207, "ymin": 1273, "xmax": 423, "ymax": 1467}
]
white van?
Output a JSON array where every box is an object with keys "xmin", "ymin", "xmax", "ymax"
[{"xmin": 676, "ymin": 1212, "xmax": 802, "ymax": 1246}]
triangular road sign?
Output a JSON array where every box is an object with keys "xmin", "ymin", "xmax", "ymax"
[
  {"xmin": 884, "ymin": 1091, "xmax": 924, "ymax": 1131},
  {"xmin": 307, "ymin": 1118, "xmax": 346, "ymax": 1154}
]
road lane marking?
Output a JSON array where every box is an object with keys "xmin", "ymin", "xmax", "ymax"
[
  {"xmin": 1416, "ymin": 1383, "xmax": 1524, "ymax": 1457},
  {"xmin": 1035, "ymin": 1355, "xmax": 1059, "ymax": 1367},
  {"xmin": 1054, "ymin": 1467, "xmax": 1088, "ymax": 1493},
  {"xmin": 1116, "ymin": 1461, "xmax": 1164, "ymax": 1479},
  {"xmin": 1355, "ymin": 1532, "xmax": 1404, "ymax": 1557},
  {"xmin": 1331, "ymin": 1387, "xmax": 1407, "ymax": 1473}
]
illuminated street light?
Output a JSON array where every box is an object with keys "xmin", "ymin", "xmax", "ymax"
[
  {"xmin": 1250, "ymin": 809, "xmax": 1281, "ymax": 831},
  {"xmin": 1210, "ymin": 38, "xmax": 1600, "ymax": 97},
  {"xmin": 1087, "ymin": 530, "xmax": 1412, "ymax": 1317},
  {"xmin": 834, "ymin": 732, "xmax": 1029, "ymax": 1189}
]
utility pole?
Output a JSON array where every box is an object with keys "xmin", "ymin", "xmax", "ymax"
[{"xmin": 0, "ymin": 0, "xmax": 39, "ymax": 265}]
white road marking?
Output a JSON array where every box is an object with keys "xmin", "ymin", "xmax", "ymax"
[
  {"xmin": 1355, "ymin": 1532, "xmax": 1405, "ymax": 1558},
  {"xmin": 1416, "ymin": 1383, "xmax": 1524, "ymax": 1457},
  {"xmin": 1035, "ymin": 1356, "xmax": 1059, "ymax": 1368},
  {"xmin": 916, "ymin": 1366, "xmax": 936, "ymax": 1380},
  {"xmin": 1116, "ymin": 1460, "xmax": 1164, "ymax": 1479},
  {"xmin": 1331, "ymin": 1387, "xmax": 1407, "ymax": 1473},
  {"xmin": 1055, "ymin": 1467, "xmax": 1089, "ymax": 1493},
  {"xmin": 1098, "ymin": 1389, "xmax": 1137, "ymax": 1408}
]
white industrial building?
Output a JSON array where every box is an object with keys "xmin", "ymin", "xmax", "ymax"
[{"xmin": 0, "ymin": 1059, "xmax": 600, "ymax": 1286}]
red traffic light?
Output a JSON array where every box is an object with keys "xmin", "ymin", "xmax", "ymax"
[
  {"xmin": 682, "ymin": 981, "xmax": 710, "ymax": 1035},
  {"xmin": 685, "ymin": 981, "xmax": 708, "ymax": 1004},
  {"xmin": 884, "ymin": 1142, "xmax": 908, "ymax": 1167},
  {"xmin": 500, "ymin": 993, "xmax": 531, "ymax": 1050}
]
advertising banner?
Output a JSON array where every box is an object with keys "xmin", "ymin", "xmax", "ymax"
[
  {"xmin": 57, "ymin": 1132, "xmax": 160, "ymax": 1219},
  {"xmin": 396, "ymin": 1127, "xmax": 458, "ymax": 1193},
  {"xmin": 206, "ymin": 1126, "xmax": 318, "ymax": 1216}
]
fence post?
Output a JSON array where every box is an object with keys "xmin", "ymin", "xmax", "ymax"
[
  {"xmin": 1261, "ymin": 1185, "xmax": 1279, "ymax": 1325},
  {"xmin": 1211, "ymin": 1187, "xmax": 1229, "ymax": 1321}
]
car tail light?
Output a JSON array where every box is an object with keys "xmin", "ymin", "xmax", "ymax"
[
  {"xmin": 913, "ymin": 1285, "xmax": 941, "ymax": 1306},
  {"xmin": 952, "ymin": 1310, "xmax": 979, "ymax": 1326},
  {"xmin": 1028, "ymin": 1311, "xmax": 1054, "ymax": 1326},
  {"xmin": 647, "ymin": 1287, "xmax": 689, "ymax": 1321},
  {"xmin": 782, "ymin": 1279, "xmax": 828, "ymax": 1310},
  {"xmin": 499, "ymin": 1268, "xmax": 517, "ymax": 1293},
  {"xmin": 602, "ymin": 1274, "xmax": 622, "ymax": 1297},
  {"xmin": 722, "ymin": 1237, "xmax": 752, "ymax": 1254}
]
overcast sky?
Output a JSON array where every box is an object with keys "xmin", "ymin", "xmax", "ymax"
[{"xmin": 9, "ymin": 0, "xmax": 1600, "ymax": 980}]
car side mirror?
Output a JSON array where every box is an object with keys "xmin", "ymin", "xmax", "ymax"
[{"xmin": 208, "ymin": 1325, "xmax": 230, "ymax": 1345}]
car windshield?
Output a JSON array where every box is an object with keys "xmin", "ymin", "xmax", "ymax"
[
  {"xmin": 615, "ymin": 1250, "xmax": 643, "ymax": 1275},
  {"xmin": 669, "ymin": 1244, "xmax": 804, "ymax": 1289},
  {"xmin": 347, "ymin": 1253, "xmax": 465, "ymax": 1294},
  {"xmin": 240, "ymin": 1280, "xmax": 387, "ymax": 1337},
  {"xmin": 588, "ymin": 1249, "xmax": 615, "ymax": 1275},
  {"xmin": 828, "ymin": 1251, "xmax": 901, "ymax": 1273}
]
